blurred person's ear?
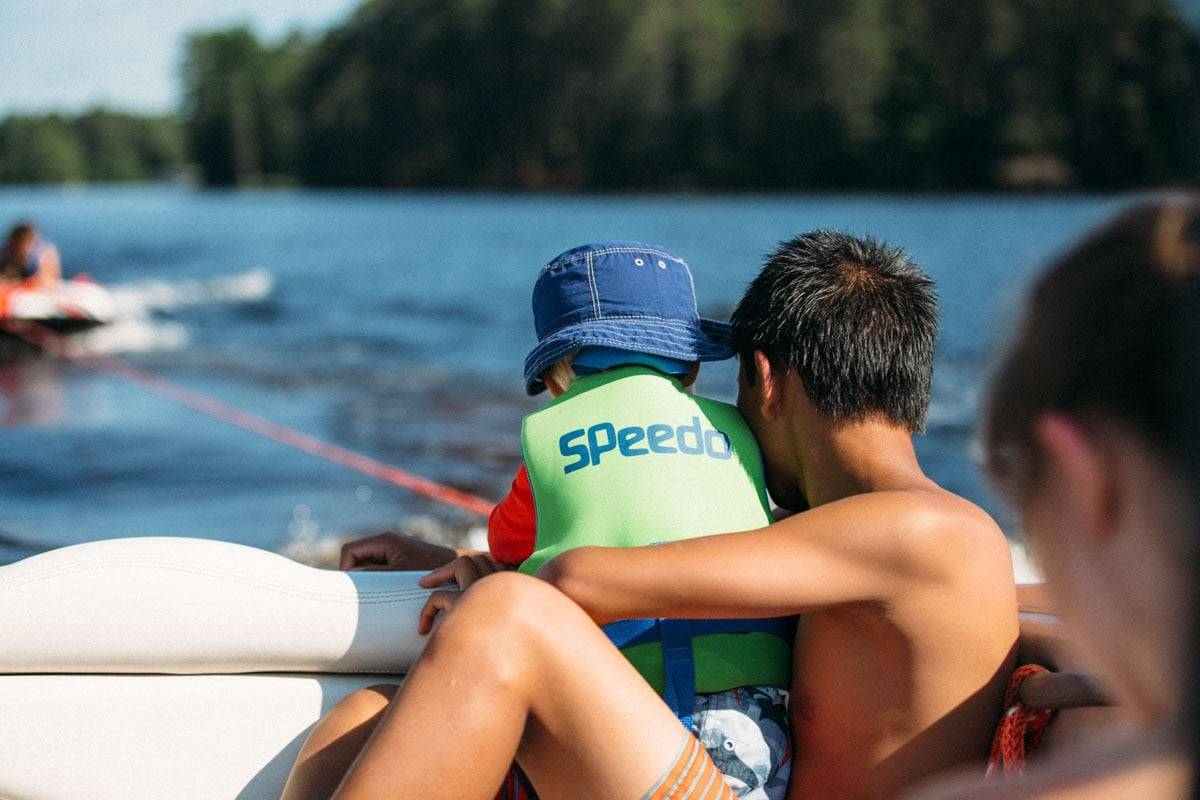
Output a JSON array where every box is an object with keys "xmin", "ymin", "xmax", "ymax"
[{"xmin": 1033, "ymin": 414, "xmax": 1120, "ymax": 546}]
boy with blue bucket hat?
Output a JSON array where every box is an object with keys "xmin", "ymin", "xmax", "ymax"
[{"xmin": 426, "ymin": 242, "xmax": 794, "ymax": 800}]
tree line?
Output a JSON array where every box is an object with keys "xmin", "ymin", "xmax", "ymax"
[
  {"xmin": 4, "ymin": 0, "xmax": 1200, "ymax": 191},
  {"xmin": 0, "ymin": 110, "xmax": 184, "ymax": 184}
]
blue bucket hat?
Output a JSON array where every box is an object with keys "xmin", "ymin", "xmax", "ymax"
[{"xmin": 524, "ymin": 241, "xmax": 733, "ymax": 395}]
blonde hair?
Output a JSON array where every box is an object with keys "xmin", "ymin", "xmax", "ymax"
[{"xmin": 540, "ymin": 353, "xmax": 578, "ymax": 395}]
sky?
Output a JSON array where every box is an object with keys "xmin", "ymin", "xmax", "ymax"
[
  {"xmin": 0, "ymin": 0, "xmax": 360, "ymax": 115},
  {"xmin": 2, "ymin": 0, "xmax": 1198, "ymax": 116}
]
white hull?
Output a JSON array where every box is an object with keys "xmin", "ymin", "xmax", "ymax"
[{"xmin": 0, "ymin": 537, "xmax": 447, "ymax": 799}]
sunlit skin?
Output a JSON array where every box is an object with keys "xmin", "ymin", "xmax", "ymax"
[
  {"xmin": 730, "ymin": 354, "xmax": 1021, "ymax": 798},
  {"xmin": 908, "ymin": 418, "xmax": 1194, "ymax": 800},
  {"xmin": 538, "ymin": 354, "xmax": 1020, "ymax": 799},
  {"xmin": 282, "ymin": 353, "xmax": 1019, "ymax": 800},
  {"xmin": 281, "ymin": 571, "xmax": 695, "ymax": 800}
]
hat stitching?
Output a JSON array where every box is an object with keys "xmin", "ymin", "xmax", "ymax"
[
  {"xmin": 529, "ymin": 335, "xmax": 704, "ymax": 365},
  {"xmin": 540, "ymin": 314, "xmax": 714, "ymax": 327},
  {"xmin": 528, "ymin": 243, "xmax": 724, "ymax": 393},
  {"xmin": 682, "ymin": 260, "xmax": 700, "ymax": 316},
  {"xmin": 525, "ymin": 336, "xmax": 724, "ymax": 392},
  {"xmin": 541, "ymin": 326, "xmax": 704, "ymax": 342},
  {"xmin": 585, "ymin": 249, "xmax": 603, "ymax": 318},
  {"xmin": 528, "ymin": 325, "xmax": 721, "ymax": 357},
  {"xmin": 525, "ymin": 340, "xmax": 717, "ymax": 385},
  {"xmin": 525, "ymin": 326, "xmax": 729, "ymax": 374},
  {"xmin": 527, "ymin": 332, "xmax": 711, "ymax": 366},
  {"xmin": 533, "ymin": 317, "xmax": 724, "ymax": 342},
  {"xmin": 529, "ymin": 319, "xmax": 728, "ymax": 348},
  {"xmin": 528, "ymin": 331, "xmax": 713, "ymax": 354},
  {"xmin": 540, "ymin": 246, "xmax": 689, "ymax": 274},
  {"xmin": 547, "ymin": 246, "xmax": 688, "ymax": 265},
  {"xmin": 530, "ymin": 337, "xmax": 707, "ymax": 364}
]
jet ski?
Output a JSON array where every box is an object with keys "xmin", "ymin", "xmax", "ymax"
[{"xmin": 0, "ymin": 276, "xmax": 117, "ymax": 336}]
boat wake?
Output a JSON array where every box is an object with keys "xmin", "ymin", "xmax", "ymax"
[
  {"xmin": 106, "ymin": 269, "xmax": 274, "ymax": 316},
  {"xmin": 73, "ymin": 269, "xmax": 275, "ymax": 356}
]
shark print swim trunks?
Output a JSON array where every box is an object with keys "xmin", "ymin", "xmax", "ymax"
[
  {"xmin": 496, "ymin": 685, "xmax": 790, "ymax": 800},
  {"xmin": 693, "ymin": 685, "xmax": 791, "ymax": 800}
]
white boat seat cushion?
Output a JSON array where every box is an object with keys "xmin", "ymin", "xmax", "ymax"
[
  {"xmin": 0, "ymin": 537, "xmax": 445, "ymax": 799},
  {"xmin": 0, "ymin": 673, "xmax": 406, "ymax": 800},
  {"xmin": 0, "ymin": 536, "xmax": 446, "ymax": 674}
]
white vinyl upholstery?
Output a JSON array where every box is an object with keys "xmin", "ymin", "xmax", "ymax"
[
  {"xmin": 0, "ymin": 537, "xmax": 449, "ymax": 799},
  {"xmin": 0, "ymin": 537, "xmax": 444, "ymax": 673},
  {"xmin": 0, "ymin": 673, "xmax": 405, "ymax": 800}
]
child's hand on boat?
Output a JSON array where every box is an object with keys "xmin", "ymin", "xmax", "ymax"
[
  {"xmin": 420, "ymin": 553, "xmax": 507, "ymax": 590},
  {"xmin": 417, "ymin": 554, "xmax": 511, "ymax": 634},
  {"xmin": 417, "ymin": 589, "xmax": 460, "ymax": 635}
]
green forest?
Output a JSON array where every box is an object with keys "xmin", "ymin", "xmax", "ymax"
[
  {"xmin": 0, "ymin": 111, "xmax": 184, "ymax": 184},
  {"xmin": 4, "ymin": 0, "xmax": 1200, "ymax": 191}
]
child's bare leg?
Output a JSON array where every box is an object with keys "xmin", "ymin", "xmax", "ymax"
[
  {"xmin": 331, "ymin": 571, "xmax": 691, "ymax": 800},
  {"xmin": 280, "ymin": 684, "xmax": 398, "ymax": 800}
]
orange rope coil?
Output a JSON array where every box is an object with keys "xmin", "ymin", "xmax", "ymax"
[{"xmin": 986, "ymin": 663, "xmax": 1057, "ymax": 778}]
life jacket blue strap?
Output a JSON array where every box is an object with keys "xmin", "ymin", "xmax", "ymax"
[
  {"xmin": 602, "ymin": 617, "xmax": 661, "ymax": 648},
  {"xmin": 601, "ymin": 616, "xmax": 796, "ymax": 730},
  {"xmin": 602, "ymin": 616, "xmax": 796, "ymax": 649},
  {"xmin": 659, "ymin": 619, "xmax": 696, "ymax": 730}
]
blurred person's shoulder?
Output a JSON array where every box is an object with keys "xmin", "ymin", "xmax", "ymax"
[{"xmin": 906, "ymin": 728, "xmax": 1189, "ymax": 800}]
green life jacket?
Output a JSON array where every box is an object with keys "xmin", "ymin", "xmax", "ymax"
[{"xmin": 519, "ymin": 365, "xmax": 792, "ymax": 699}]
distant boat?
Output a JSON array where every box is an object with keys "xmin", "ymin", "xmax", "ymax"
[
  {"xmin": 0, "ymin": 277, "xmax": 116, "ymax": 340},
  {"xmin": 0, "ymin": 278, "xmax": 117, "ymax": 357}
]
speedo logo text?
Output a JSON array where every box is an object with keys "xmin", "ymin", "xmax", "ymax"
[{"xmin": 560, "ymin": 416, "xmax": 733, "ymax": 474}]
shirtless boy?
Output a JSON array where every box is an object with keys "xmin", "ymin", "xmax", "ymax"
[{"xmin": 284, "ymin": 230, "xmax": 1020, "ymax": 800}]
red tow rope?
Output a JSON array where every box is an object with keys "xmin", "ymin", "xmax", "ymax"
[
  {"xmin": 986, "ymin": 664, "xmax": 1056, "ymax": 777},
  {"xmin": 0, "ymin": 319, "xmax": 496, "ymax": 518}
]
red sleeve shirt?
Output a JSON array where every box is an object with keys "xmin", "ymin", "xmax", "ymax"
[{"xmin": 487, "ymin": 463, "xmax": 537, "ymax": 567}]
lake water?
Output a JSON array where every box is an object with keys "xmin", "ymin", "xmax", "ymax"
[{"xmin": 0, "ymin": 186, "xmax": 1135, "ymax": 566}]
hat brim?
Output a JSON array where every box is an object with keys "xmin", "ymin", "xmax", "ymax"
[{"xmin": 524, "ymin": 316, "xmax": 733, "ymax": 395}]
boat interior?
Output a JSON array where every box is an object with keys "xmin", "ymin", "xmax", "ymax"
[{"xmin": 0, "ymin": 538, "xmax": 1122, "ymax": 800}]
